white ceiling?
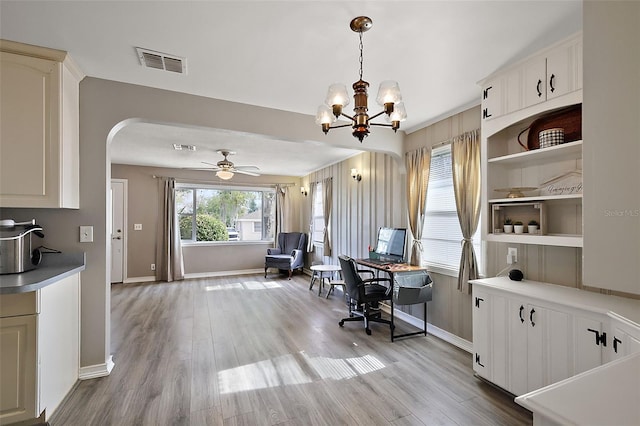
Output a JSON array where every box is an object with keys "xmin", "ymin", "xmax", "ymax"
[{"xmin": 0, "ymin": 1, "xmax": 582, "ymax": 177}]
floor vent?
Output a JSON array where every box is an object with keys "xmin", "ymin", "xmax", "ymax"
[{"xmin": 136, "ymin": 47, "xmax": 186, "ymax": 74}]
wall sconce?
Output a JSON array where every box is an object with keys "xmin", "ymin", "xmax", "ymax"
[
  {"xmin": 300, "ymin": 186, "xmax": 308, "ymax": 196},
  {"xmin": 351, "ymin": 168, "xmax": 362, "ymax": 182}
]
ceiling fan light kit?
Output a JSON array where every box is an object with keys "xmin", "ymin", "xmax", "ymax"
[
  {"xmin": 315, "ymin": 16, "xmax": 407, "ymax": 142},
  {"xmin": 197, "ymin": 149, "xmax": 260, "ymax": 180}
]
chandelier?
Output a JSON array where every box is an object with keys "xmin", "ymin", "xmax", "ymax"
[{"xmin": 315, "ymin": 16, "xmax": 407, "ymax": 142}]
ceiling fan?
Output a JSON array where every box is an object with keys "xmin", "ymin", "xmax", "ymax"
[{"xmin": 200, "ymin": 149, "xmax": 260, "ymax": 180}]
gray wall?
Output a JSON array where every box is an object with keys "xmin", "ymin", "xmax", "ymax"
[{"xmin": 111, "ymin": 164, "xmax": 302, "ymax": 279}]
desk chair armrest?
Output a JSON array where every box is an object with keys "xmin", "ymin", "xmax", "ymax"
[
  {"xmin": 356, "ymin": 269, "xmax": 375, "ymax": 278},
  {"xmin": 362, "ymin": 277, "xmax": 393, "ymax": 295},
  {"xmin": 267, "ymin": 248, "xmax": 283, "ymax": 255}
]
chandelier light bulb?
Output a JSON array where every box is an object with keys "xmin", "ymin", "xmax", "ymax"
[
  {"xmin": 324, "ymin": 83, "xmax": 350, "ymax": 109},
  {"xmin": 376, "ymin": 80, "xmax": 402, "ymax": 106},
  {"xmin": 315, "ymin": 105, "xmax": 336, "ymax": 125},
  {"xmin": 388, "ymin": 102, "xmax": 407, "ymax": 122}
]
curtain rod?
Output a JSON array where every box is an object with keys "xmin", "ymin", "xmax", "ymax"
[
  {"xmin": 431, "ymin": 128, "xmax": 480, "ymax": 149},
  {"xmin": 151, "ymin": 175, "xmax": 296, "ymax": 188}
]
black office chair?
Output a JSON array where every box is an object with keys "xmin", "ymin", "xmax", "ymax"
[{"xmin": 337, "ymin": 255, "xmax": 394, "ymax": 336}]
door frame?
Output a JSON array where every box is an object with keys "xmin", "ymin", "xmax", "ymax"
[{"xmin": 110, "ymin": 179, "xmax": 128, "ymax": 284}]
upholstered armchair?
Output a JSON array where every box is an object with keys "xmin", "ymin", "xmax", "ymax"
[{"xmin": 265, "ymin": 232, "xmax": 306, "ymax": 279}]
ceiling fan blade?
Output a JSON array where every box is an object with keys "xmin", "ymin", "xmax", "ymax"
[
  {"xmin": 234, "ymin": 169, "xmax": 261, "ymax": 177},
  {"xmin": 233, "ymin": 165, "xmax": 260, "ymax": 171},
  {"xmin": 184, "ymin": 167, "xmax": 221, "ymax": 171},
  {"xmin": 201, "ymin": 161, "xmax": 217, "ymax": 166}
]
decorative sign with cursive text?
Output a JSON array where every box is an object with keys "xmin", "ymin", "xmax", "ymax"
[{"xmin": 540, "ymin": 171, "xmax": 583, "ymax": 196}]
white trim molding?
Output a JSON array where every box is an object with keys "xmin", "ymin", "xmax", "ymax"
[
  {"xmin": 79, "ymin": 355, "xmax": 114, "ymax": 380},
  {"xmin": 381, "ymin": 305, "xmax": 473, "ymax": 353},
  {"xmin": 122, "ymin": 276, "xmax": 156, "ymax": 284},
  {"xmin": 184, "ymin": 269, "xmax": 264, "ymax": 280}
]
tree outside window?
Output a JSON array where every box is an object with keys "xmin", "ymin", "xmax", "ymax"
[{"xmin": 176, "ymin": 186, "xmax": 275, "ymax": 242}]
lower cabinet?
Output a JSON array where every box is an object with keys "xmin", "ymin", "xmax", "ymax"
[
  {"xmin": 472, "ymin": 277, "xmax": 640, "ymax": 397},
  {"xmin": 473, "ymin": 288, "xmax": 572, "ymax": 396},
  {"xmin": 0, "ymin": 315, "xmax": 37, "ymax": 423},
  {"xmin": 0, "ymin": 273, "xmax": 79, "ymax": 424}
]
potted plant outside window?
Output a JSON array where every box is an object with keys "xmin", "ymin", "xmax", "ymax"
[
  {"xmin": 528, "ymin": 220, "xmax": 539, "ymax": 234},
  {"xmin": 504, "ymin": 218, "xmax": 514, "ymax": 234},
  {"xmin": 514, "ymin": 221, "xmax": 524, "ymax": 234}
]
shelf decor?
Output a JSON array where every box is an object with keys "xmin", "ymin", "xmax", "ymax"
[{"xmin": 540, "ymin": 170, "xmax": 582, "ymax": 196}]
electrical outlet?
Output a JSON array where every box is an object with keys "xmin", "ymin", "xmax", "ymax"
[
  {"xmin": 151, "ymin": 263, "xmax": 156, "ymax": 271},
  {"xmin": 134, "ymin": 224, "xmax": 143, "ymax": 231},
  {"xmin": 507, "ymin": 247, "xmax": 518, "ymax": 264}
]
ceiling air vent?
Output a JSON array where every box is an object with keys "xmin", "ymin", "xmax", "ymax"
[
  {"xmin": 173, "ymin": 144, "xmax": 196, "ymax": 151},
  {"xmin": 136, "ymin": 47, "xmax": 187, "ymax": 74}
]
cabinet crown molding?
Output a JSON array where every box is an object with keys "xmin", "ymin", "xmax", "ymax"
[{"xmin": 0, "ymin": 39, "xmax": 85, "ymax": 81}]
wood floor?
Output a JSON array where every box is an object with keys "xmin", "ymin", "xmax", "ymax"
[{"xmin": 50, "ymin": 273, "xmax": 532, "ymax": 425}]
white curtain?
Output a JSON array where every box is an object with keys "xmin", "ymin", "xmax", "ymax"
[
  {"xmin": 274, "ymin": 184, "xmax": 286, "ymax": 244},
  {"xmin": 307, "ymin": 181, "xmax": 316, "ymax": 253},
  {"xmin": 405, "ymin": 147, "xmax": 431, "ymax": 266},
  {"xmin": 155, "ymin": 177, "xmax": 184, "ymax": 282},
  {"xmin": 451, "ymin": 129, "xmax": 481, "ymax": 293},
  {"xmin": 322, "ymin": 177, "xmax": 333, "ymax": 257}
]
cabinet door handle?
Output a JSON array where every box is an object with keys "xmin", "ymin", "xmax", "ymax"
[
  {"xmin": 482, "ymin": 108, "xmax": 492, "ymax": 119},
  {"xmin": 475, "ymin": 353, "xmax": 485, "ymax": 368},
  {"xmin": 475, "ymin": 297, "xmax": 484, "ymax": 308},
  {"xmin": 529, "ymin": 308, "xmax": 536, "ymax": 327},
  {"xmin": 549, "ymin": 74, "xmax": 556, "ymax": 93},
  {"xmin": 519, "ymin": 305, "xmax": 525, "ymax": 323},
  {"xmin": 613, "ymin": 337, "xmax": 622, "ymax": 353},
  {"xmin": 536, "ymin": 79, "xmax": 543, "ymax": 97}
]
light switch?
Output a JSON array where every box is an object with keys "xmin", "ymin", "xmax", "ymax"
[
  {"xmin": 80, "ymin": 226, "xmax": 94, "ymax": 243},
  {"xmin": 134, "ymin": 224, "xmax": 143, "ymax": 231}
]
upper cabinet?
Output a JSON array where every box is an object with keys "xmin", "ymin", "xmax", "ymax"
[
  {"xmin": 0, "ymin": 40, "xmax": 84, "ymax": 208},
  {"xmin": 481, "ymin": 33, "xmax": 582, "ymax": 123},
  {"xmin": 480, "ymin": 33, "xmax": 583, "ymax": 249}
]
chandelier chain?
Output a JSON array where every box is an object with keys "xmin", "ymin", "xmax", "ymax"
[{"xmin": 358, "ymin": 31, "xmax": 364, "ymax": 81}]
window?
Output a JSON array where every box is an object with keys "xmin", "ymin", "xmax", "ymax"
[
  {"xmin": 311, "ymin": 182, "xmax": 324, "ymax": 244},
  {"xmin": 421, "ymin": 145, "xmax": 482, "ymax": 272},
  {"xmin": 176, "ymin": 185, "xmax": 276, "ymax": 242}
]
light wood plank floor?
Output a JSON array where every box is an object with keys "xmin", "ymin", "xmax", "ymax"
[{"xmin": 51, "ymin": 273, "xmax": 532, "ymax": 425}]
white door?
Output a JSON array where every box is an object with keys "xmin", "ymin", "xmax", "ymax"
[{"xmin": 110, "ymin": 180, "xmax": 126, "ymax": 283}]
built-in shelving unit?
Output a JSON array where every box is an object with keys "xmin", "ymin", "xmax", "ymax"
[{"xmin": 480, "ymin": 32, "xmax": 583, "ymax": 249}]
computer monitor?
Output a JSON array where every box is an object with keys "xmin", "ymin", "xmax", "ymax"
[{"xmin": 374, "ymin": 227, "xmax": 407, "ymax": 262}]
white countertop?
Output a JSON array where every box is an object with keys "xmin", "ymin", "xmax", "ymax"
[
  {"xmin": 515, "ymin": 352, "xmax": 640, "ymax": 426},
  {"xmin": 470, "ymin": 276, "xmax": 640, "ymax": 327}
]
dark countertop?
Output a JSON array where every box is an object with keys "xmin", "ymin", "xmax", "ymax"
[{"xmin": 0, "ymin": 252, "xmax": 86, "ymax": 294}]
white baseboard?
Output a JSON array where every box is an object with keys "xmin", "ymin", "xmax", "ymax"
[
  {"xmin": 381, "ymin": 305, "xmax": 473, "ymax": 353},
  {"xmin": 184, "ymin": 269, "xmax": 264, "ymax": 280},
  {"xmin": 79, "ymin": 355, "xmax": 115, "ymax": 380},
  {"xmin": 123, "ymin": 276, "xmax": 156, "ymax": 283}
]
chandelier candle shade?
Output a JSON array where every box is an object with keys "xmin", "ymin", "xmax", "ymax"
[{"xmin": 315, "ymin": 16, "xmax": 407, "ymax": 142}]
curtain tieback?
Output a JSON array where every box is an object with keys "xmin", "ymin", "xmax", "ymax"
[
  {"xmin": 413, "ymin": 240, "xmax": 423, "ymax": 250},
  {"xmin": 461, "ymin": 238, "xmax": 473, "ymax": 245}
]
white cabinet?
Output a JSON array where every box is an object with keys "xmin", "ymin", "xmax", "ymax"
[
  {"xmin": 471, "ymin": 277, "xmax": 640, "ymax": 398},
  {"xmin": 473, "ymin": 284, "xmax": 572, "ymax": 396},
  {"xmin": 522, "ymin": 36, "xmax": 582, "ymax": 109},
  {"xmin": 481, "ymin": 77, "xmax": 502, "ymax": 121},
  {"xmin": 0, "ymin": 273, "xmax": 80, "ymax": 424},
  {"xmin": 480, "ymin": 33, "xmax": 582, "ymax": 123},
  {"xmin": 480, "ymin": 33, "xmax": 583, "ymax": 250},
  {"xmin": 0, "ymin": 40, "xmax": 83, "ymax": 208},
  {"xmin": 0, "ymin": 315, "xmax": 37, "ymax": 424}
]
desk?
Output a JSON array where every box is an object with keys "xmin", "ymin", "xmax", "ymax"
[
  {"xmin": 309, "ymin": 264, "xmax": 341, "ymax": 296},
  {"xmin": 355, "ymin": 259, "xmax": 428, "ymax": 341}
]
